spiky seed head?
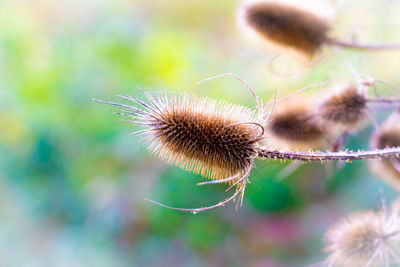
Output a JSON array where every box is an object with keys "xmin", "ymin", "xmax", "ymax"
[
  {"xmin": 369, "ymin": 112, "xmax": 400, "ymax": 191},
  {"xmin": 265, "ymin": 96, "xmax": 326, "ymax": 150},
  {"xmin": 237, "ymin": 0, "xmax": 332, "ymax": 61},
  {"xmin": 113, "ymin": 93, "xmax": 263, "ymax": 181},
  {"xmin": 324, "ymin": 210, "xmax": 399, "ymax": 267},
  {"xmin": 319, "ymin": 82, "xmax": 368, "ymax": 132}
]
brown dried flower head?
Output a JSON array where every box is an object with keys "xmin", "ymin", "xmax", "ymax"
[
  {"xmin": 324, "ymin": 210, "xmax": 399, "ymax": 266},
  {"xmin": 370, "ymin": 111, "xmax": 400, "ymax": 191},
  {"xmin": 237, "ymin": 0, "xmax": 332, "ymax": 61},
  {"xmin": 266, "ymin": 95, "xmax": 326, "ymax": 150},
  {"xmin": 94, "ymin": 92, "xmax": 267, "ymax": 212},
  {"xmin": 319, "ymin": 81, "xmax": 368, "ymax": 133},
  {"xmin": 237, "ymin": 0, "xmax": 400, "ymax": 62},
  {"xmin": 99, "ymin": 93, "xmax": 264, "ymax": 182}
]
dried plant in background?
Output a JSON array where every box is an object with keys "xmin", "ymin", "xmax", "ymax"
[
  {"xmin": 266, "ymin": 95, "xmax": 327, "ymax": 150},
  {"xmin": 94, "ymin": 87, "xmax": 400, "ymax": 213},
  {"xmin": 370, "ymin": 111, "xmax": 400, "ymax": 191},
  {"xmin": 237, "ymin": 0, "xmax": 400, "ymax": 62},
  {"xmin": 323, "ymin": 199, "xmax": 400, "ymax": 267},
  {"xmin": 319, "ymin": 82, "xmax": 368, "ymax": 133},
  {"xmin": 271, "ymin": 73, "xmax": 400, "ymax": 151},
  {"xmin": 318, "ymin": 80, "xmax": 371, "ymax": 152},
  {"xmin": 318, "ymin": 75, "xmax": 400, "ymax": 124}
]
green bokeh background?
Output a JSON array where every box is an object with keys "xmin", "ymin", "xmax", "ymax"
[{"xmin": 1, "ymin": 0, "xmax": 400, "ymax": 266}]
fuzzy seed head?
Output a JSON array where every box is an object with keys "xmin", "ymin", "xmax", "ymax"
[
  {"xmin": 324, "ymin": 210, "xmax": 399, "ymax": 266},
  {"xmin": 266, "ymin": 96, "xmax": 326, "ymax": 150},
  {"xmin": 370, "ymin": 112, "xmax": 400, "ymax": 191},
  {"xmin": 238, "ymin": 0, "xmax": 331, "ymax": 60},
  {"xmin": 123, "ymin": 94, "xmax": 263, "ymax": 181},
  {"xmin": 319, "ymin": 82, "xmax": 368, "ymax": 132}
]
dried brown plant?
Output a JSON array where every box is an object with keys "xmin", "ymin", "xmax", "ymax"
[
  {"xmin": 266, "ymin": 95, "xmax": 327, "ymax": 150},
  {"xmin": 94, "ymin": 90, "xmax": 400, "ymax": 213},
  {"xmin": 237, "ymin": 0, "xmax": 400, "ymax": 62},
  {"xmin": 323, "ymin": 200, "xmax": 400, "ymax": 267}
]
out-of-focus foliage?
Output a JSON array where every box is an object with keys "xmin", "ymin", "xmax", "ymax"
[{"xmin": 1, "ymin": 0, "xmax": 400, "ymax": 266}]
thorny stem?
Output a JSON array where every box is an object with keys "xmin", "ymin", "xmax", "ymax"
[
  {"xmin": 145, "ymin": 145, "xmax": 400, "ymax": 213},
  {"xmin": 327, "ymin": 37, "xmax": 400, "ymax": 50},
  {"xmin": 258, "ymin": 147, "xmax": 400, "ymax": 162}
]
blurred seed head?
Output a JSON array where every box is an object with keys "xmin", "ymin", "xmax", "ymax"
[
  {"xmin": 369, "ymin": 111, "xmax": 400, "ymax": 191},
  {"xmin": 108, "ymin": 93, "xmax": 264, "ymax": 181},
  {"xmin": 324, "ymin": 210, "xmax": 399, "ymax": 266},
  {"xmin": 237, "ymin": 0, "xmax": 332, "ymax": 61},
  {"xmin": 265, "ymin": 95, "xmax": 327, "ymax": 150},
  {"xmin": 319, "ymin": 81, "xmax": 368, "ymax": 133}
]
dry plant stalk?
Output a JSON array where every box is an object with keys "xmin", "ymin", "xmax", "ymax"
[{"xmin": 94, "ymin": 90, "xmax": 400, "ymax": 213}]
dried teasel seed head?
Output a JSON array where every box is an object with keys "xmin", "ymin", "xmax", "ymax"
[
  {"xmin": 237, "ymin": 0, "xmax": 332, "ymax": 61},
  {"xmin": 95, "ymin": 93, "xmax": 264, "ymax": 182},
  {"xmin": 319, "ymin": 81, "xmax": 368, "ymax": 133},
  {"xmin": 265, "ymin": 95, "xmax": 327, "ymax": 150},
  {"xmin": 324, "ymin": 210, "xmax": 399, "ymax": 267},
  {"xmin": 369, "ymin": 111, "xmax": 400, "ymax": 191},
  {"xmin": 237, "ymin": 0, "xmax": 400, "ymax": 63}
]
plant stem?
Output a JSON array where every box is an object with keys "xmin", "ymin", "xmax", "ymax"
[
  {"xmin": 327, "ymin": 37, "xmax": 400, "ymax": 50},
  {"xmin": 258, "ymin": 147, "xmax": 400, "ymax": 161}
]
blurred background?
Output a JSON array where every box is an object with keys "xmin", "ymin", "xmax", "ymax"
[{"xmin": 1, "ymin": 0, "xmax": 400, "ymax": 266}]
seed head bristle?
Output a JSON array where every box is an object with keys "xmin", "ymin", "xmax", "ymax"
[
  {"xmin": 237, "ymin": 0, "xmax": 331, "ymax": 60},
  {"xmin": 98, "ymin": 93, "xmax": 264, "ymax": 182},
  {"xmin": 324, "ymin": 210, "xmax": 399, "ymax": 266},
  {"xmin": 369, "ymin": 112, "xmax": 400, "ymax": 191},
  {"xmin": 319, "ymin": 82, "xmax": 368, "ymax": 132},
  {"xmin": 266, "ymin": 96, "xmax": 326, "ymax": 150}
]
